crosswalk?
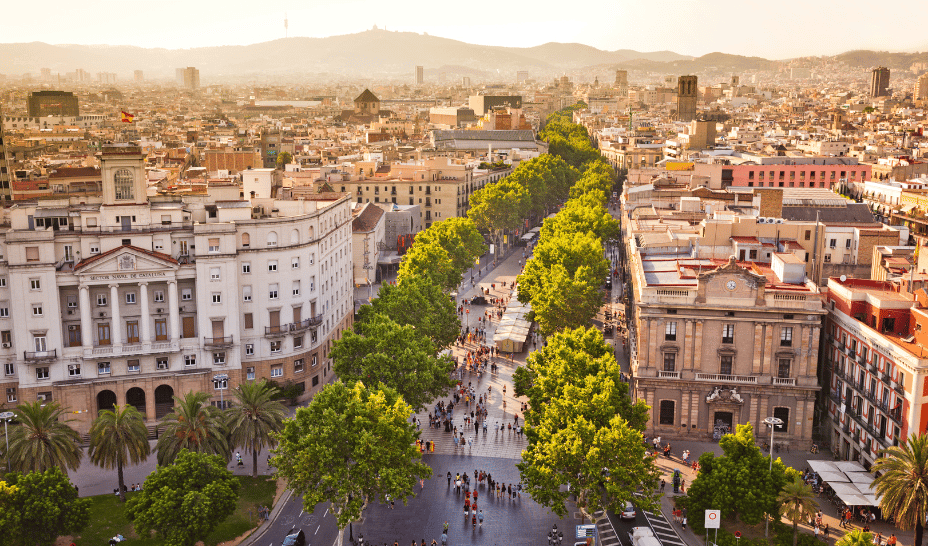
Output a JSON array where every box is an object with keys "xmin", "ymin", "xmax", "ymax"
[
  {"xmin": 593, "ymin": 511, "xmax": 621, "ymax": 546},
  {"xmin": 642, "ymin": 508, "xmax": 686, "ymax": 546}
]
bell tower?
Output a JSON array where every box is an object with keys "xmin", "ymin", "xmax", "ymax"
[{"xmin": 100, "ymin": 144, "xmax": 146, "ymax": 205}]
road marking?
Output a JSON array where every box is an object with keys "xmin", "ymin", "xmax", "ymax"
[
  {"xmin": 316, "ymin": 525, "xmax": 321, "ymax": 535},
  {"xmin": 324, "ymin": 508, "xmax": 329, "ymax": 517},
  {"xmin": 300, "ymin": 509, "xmax": 304, "ymax": 517}
]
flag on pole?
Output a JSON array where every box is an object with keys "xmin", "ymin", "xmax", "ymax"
[{"xmin": 120, "ymin": 111, "xmax": 134, "ymax": 123}]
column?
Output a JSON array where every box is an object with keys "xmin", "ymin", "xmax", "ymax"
[
  {"xmin": 640, "ymin": 318, "xmax": 650, "ymax": 369},
  {"xmin": 109, "ymin": 284, "xmax": 122, "ymax": 348},
  {"xmin": 168, "ymin": 281, "xmax": 180, "ymax": 342},
  {"xmin": 139, "ymin": 283, "xmax": 151, "ymax": 346},
  {"xmin": 681, "ymin": 389, "xmax": 691, "ymax": 429},
  {"xmin": 79, "ymin": 285, "xmax": 92, "ymax": 349},
  {"xmin": 648, "ymin": 320, "xmax": 660, "ymax": 369},
  {"xmin": 752, "ymin": 323, "xmax": 764, "ymax": 374},
  {"xmin": 692, "ymin": 320, "xmax": 704, "ymax": 376},
  {"xmin": 762, "ymin": 323, "xmax": 774, "ymax": 377},
  {"xmin": 680, "ymin": 320, "xmax": 691, "ymax": 371}
]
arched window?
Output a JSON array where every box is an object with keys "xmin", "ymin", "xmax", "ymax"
[
  {"xmin": 114, "ymin": 169, "xmax": 134, "ymax": 200},
  {"xmin": 267, "ymin": 232, "xmax": 278, "ymax": 247},
  {"xmin": 241, "ymin": 233, "xmax": 250, "ymax": 248},
  {"xmin": 308, "ymin": 226, "xmax": 315, "ymax": 239},
  {"xmin": 290, "ymin": 229, "xmax": 299, "ymax": 245}
]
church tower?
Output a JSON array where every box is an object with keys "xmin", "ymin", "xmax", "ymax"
[
  {"xmin": 676, "ymin": 75, "xmax": 698, "ymax": 122},
  {"xmin": 100, "ymin": 144, "xmax": 146, "ymax": 205}
]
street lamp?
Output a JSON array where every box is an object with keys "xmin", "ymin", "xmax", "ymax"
[
  {"xmin": 0, "ymin": 411, "xmax": 13, "ymax": 472},
  {"xmin": 213, "ymin": 374, "xmax": 229, "ymax": 409},
  {"xmin": 763, "ymin": 416, "xmax": 784, "ymax": 540}
]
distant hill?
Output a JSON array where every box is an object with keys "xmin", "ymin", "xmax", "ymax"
[{"xmin": 833, "ymin": 50, "xmax": 928, "ymax": 70}]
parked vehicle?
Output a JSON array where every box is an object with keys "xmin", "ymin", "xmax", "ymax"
[{"xmin": 620, "ymin": 501, "xmax": 636, "ymax": 520}]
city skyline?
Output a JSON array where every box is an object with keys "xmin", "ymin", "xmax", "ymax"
[{"xmin": 2, "ymin": 0, "xmax": 927, "ymax": 60}]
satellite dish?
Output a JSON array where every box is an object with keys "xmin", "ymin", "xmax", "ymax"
[{"xmin": 840, "ymin": 275, "xmax": 847, "ymax": 282}]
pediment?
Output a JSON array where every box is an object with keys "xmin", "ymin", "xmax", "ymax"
[{"xmin": 75, "ymin": 245, "xmax": 178, "ymax": 280}]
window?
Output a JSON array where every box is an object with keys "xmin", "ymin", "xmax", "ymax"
[
  {"xmin": 292, "ymin": 281, "xmax": 301, "ymax": 296},
  {"xmin": 244, "ymin": 313, "xmax": 253, "ymax": 329},
  {"xmin": 270, "ymin": 341, "xmax": 282, "ymax": 353},
  {"xmin": 267, "ymin": 232, "xmax": 278, "ymax": 247},
  {"xmin": 720, "ymin": 355, "xmax": 733, "ymax": 376},
  {"xmin": 246, "ymin": 366, "xmax": 255, "ymax": 380},
  {"xmin": 0, "ymin": 278, "xmax": 6, "ymax": 288},
  {"xmin": 829, "ymin": 239, "xmax": 837, "ymax": 249},
  {"xmin": 36, "ymin": 391, "xmax": 52, "ymax": 403},
  {"xmin": 212, "ymin": 292, "xmax": 222, "ymax": 304},
  {"xmin": 663, "ymin": 352, "xmax": 676, "ymax": 372},
  {"xmin": 311, "ymin": 330, "xmax": 318, "ymax": 344},
  {"xmin": 242, "ymin": 262, "xmax": 251, "ymax": 274},
  {"xmin": 243, "ymin": 286, "xmax": 252, "ymax": 302},
  {"xmin": 271, "ymin": 366, "xmax": 283, "ymax": 378},
  {"xmin": 294, "ymin": 336, "xmax": 303, "ymax": 349},
  {"xmin": 184, "ymin": 355, "xmax": 196, "ymax": 367},
  {"xmin": 268, "ymin": 260, "xmax": 278, "ymax": 272},
  {"xmin": 292, "ymin": 257, "xmax": 300, "ymax": 269},
  {"xmin": 665, "ymin": 321, "xmax": 677, "ymax": 341},
  {"xmin": 128, "ymin": 359, "xmax": 140, "ymax": 373},
  {"xmin": 210, "ymin": 267, "xmax": 221, "ymax": 280},
  {"xmin": 29, "ymin": 278, "xmax": 40, "ymax": 291},
  {"xmin": 6, "ymin": 388, "xmax": 15, "ymax": 403},
  {"xmin": 772, "ymin": 407, "xmax": 790, "ymax": 432},
  {"xmin": 114, "ymin": 169, "xmax": 135, "ymax": 200},
  {"xmin": 241, "ymin": 233, "xmax": 251, "ymax": 248},
  {"xmin": 36, "ymin": 367, "xmax": 49, "ymax": 380},
  {"xmin": 0, "ymin": 307, "xmax": 8, "ymax": 318},
  {"xmin": 98, "ymin": 361, "xmax": 111, "ymax": 375},
  {"xmin": 32, "ymin": 304, "xmax": 43, "ymax": 316},
  {"xmin": 269, "ymin": 283, "xmax": 279, "ymax": 299},
  {"xmin": 245, "ymin": 343, "xmax": 254, "ymax": 356},
  {"xmin": 125, "ymin": 292, "xmax": 136, "ymax": 304},
  {"xmin": 722, "ymin": 324, "xmax": 734, "ymax": 344},
  {"xmin": 312, "ymin": 375, "xmax": 319, "ymax": 387},
  {"xmin": 90, "ymin": 244, "xmax": 100, "ymax": 255},
  {"xmin": 157, "ymin": 358, "xmax": 168, "ymax": 370},
  {"xmin": 154, "ymin": 290, "xmax": 164, "ymax": 303},
  {"xmin": 312, "ymin": 355, "xmax": 318, "ymax": 367},
  {"xmin": 780, "ymin": 327, "xmax": 793, "ymax": 347},
  {"xmin": 25, "ymin": 246, "xmax": 39, "ymax": 262},
  {"xmin": 208, "ymin": 238, "xmax": 220, "ymax": 253},
  {"xmin": 778, "ymin": 358, "xmax": 791, "ymax": 379},
  {"xmin": 846, "ymin": 239, "xmax": 852, "ymax": 249},
  {"xmin": 68, "ymin": 363, "xmax": 81, "ymax": 377},
  {"xmin": 882, "ymin": 317, "xmax": 895, "ymax": 333},
  {"xmin": 182, "ymin": 289, "xmax": 192, "ymax": 301},
  {"xmin": 213, "ymin": 352, "xmax": 226, "ymax": 365},
  {"xmin": 294, "ymin": 359, "xmax": 304, "ymax": 373},
  {"xmin": 3, "ymin": 363, "xmax": 13, "ymax": 376},
  {"xmin": 659, "ymin": 400, "xmax": 675, "ymax": 425}
]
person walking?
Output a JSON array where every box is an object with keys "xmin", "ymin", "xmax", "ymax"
[{"xmin": 478, "ymin": 509, "xmax": 484, "ymax": 526}]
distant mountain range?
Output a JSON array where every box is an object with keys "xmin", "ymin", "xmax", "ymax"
[{"xmin": 0, "ymin": 30, "xmax": 925, "ymax": 81}]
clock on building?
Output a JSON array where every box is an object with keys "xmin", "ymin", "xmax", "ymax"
[{"xmin": 726, "ymin": 280, "xmax": 737, "ymax": 291}]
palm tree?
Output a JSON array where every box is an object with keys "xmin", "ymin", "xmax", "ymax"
[
  {"xmin": 777, "ymin": 475, "xmax": 819, "ymax": 546},
  {"xmin": 835, "ymin": 529, "xmax": 874, "ymax": 546},
  {"xmin": 226, "ymin": 380, "xmax": 287, "ymax": 477},
  {"xmin": 155, "ymin": 391, "xmax": 229, "ymax": 466},
  {"xmin": 88, "ymin": 404, "xmax": 151, "ymax": 501},
  {"xmin": 872, "ymin": 434, "xmax": 928, "ymax": 546},
  {"xmin": 6, "ymin": 401, "xmax": 82, "ymax": 474}
]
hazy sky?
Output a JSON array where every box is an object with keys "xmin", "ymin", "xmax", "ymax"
[{"xmin": 5, "ymin": 0, "xmax": 926, "ymax": 59}]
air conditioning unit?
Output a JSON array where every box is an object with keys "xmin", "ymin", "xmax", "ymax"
[
  {"xmin": 98, "ymin": 311, "xmax": 106, "ymax": 317},
  {"xmin": 1, "ymin": 343, "xmax": 10, "ymax": 349},
  {"xmin": 156, "ymin": 308, "xmax": 164, "ymax": 314},
  {"xmin": 775, "ymin": 218, "xmax": 785, "ymax": 224},
  {"xmin": 67, "ymin": 310, "xmax": 74, "ymax": 315}
]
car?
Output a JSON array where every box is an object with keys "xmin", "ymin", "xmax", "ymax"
[
  {"xmin": 605, "ymin": 277, "xmax": 613, "ymax": 290},
  {"xmin": 471, "ymin": 295, "xmax": 488, "ymax": 305},
  {"xmin": 627, "ymin": 526, "xmax": 654, "ymax": 546},
  {"xmin": 282, "ymin": 529, "xmax": 306, "ymax": 546},
  {"xmin": 620, "ymin": 501, "xmax": 636, "ymax": 520}
]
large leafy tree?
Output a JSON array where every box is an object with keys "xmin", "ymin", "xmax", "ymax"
[
  {"xmin": 467, "ymin": 179, "xmax": 529, "ymax": 251},
  {"xmin": 126, "ymin": 449, "xmax": 239, "ymax": 546},
  {"xmin": 411, "ymin": 217, "xmax": 485, "ymax": 281},
  {"xmin": 226, "ymin": 380, "xmax": 287, "ymax": 477},
  {"xmin": 272, "ymin": 381, "xmax": 431, "ymax": 546},
  {"xmin": 872, "ymin": 434, "xmax": 928, "ymax": 546},
  {"xmin": 685, "ymin": 424, "xmax": 799, "ymax": 533},
  {"xmin": 396, "ymin": 240, "xmax": 458, "ymax": 292},
  {"xmin": 541, "ymin": 200, "xmax": 619, "ymax": 243},
  {"xmin": 6, "ymin": 401, "xmax": 82, "ymax": 474},
  {"xmin": 358, "ymin": 275, "xmax": 460, "ymax": 348},
  {"xmin": 0, "ymin": 480, "xmax": 19, "ymax": 546},
  {"xmin": 88, "ymin": 404, "xmax": 151, "ymax": 502},
  {"xmin": 3, "ymin": 467, "xmax": 89, "ymax": 546},
  {"xmin": 531, "ymin": 263, "xmax": 606, "ymax": 336},
  {"xmin": 156, "ymin": 391, "xmax": 229, "ymax": 466},
  {"xmin": 777, "ymin": 475, "xmax": 819, "ymax": 546},
  {"xmin": 517, "ymin": 230, "xmax": 609, "ymax": 306},
  {"xmin": 331, "ymin": 314, "xmax": 456, "ymax": 411}
]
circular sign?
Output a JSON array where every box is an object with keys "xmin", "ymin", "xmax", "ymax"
[
  {"xmin": 708, "ymin": 512, "xmax": 718, "ymax": 521},
  {"xmin": 735, "ymin": 531, "xmax": 741, "ymax": 538}
]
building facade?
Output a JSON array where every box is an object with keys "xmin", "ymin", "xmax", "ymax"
[
  {"xmin": 871, "ymin": 67, "xmax": 890, "ymax": 98},
  {"xmin": 0, "ymin": 144, "xmax": 353, "ymax": 433},
  {"xmin": 26, "ymin": 91, "xmax": 79, "ymax": 118},
  {"xmin": 676, "ymin": 76, "xmax": 698, "ymax": 122}
]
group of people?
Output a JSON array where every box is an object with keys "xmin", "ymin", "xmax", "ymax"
[{"xmin": 112, "ymin": 483, "xmax": 142, "ymax": 495}]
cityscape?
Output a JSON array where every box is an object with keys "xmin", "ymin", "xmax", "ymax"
[{"xmin": 1, "ymin": 3, "xmax": 928, "ymax": 546}]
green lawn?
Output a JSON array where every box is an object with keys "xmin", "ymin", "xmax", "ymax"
[{"xmin": 71, "ymin": 476, "xmax": 278, "ymax": 546}]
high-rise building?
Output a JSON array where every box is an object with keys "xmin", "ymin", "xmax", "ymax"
[
  {"xmin": 97, "ymin": 72, "xmax": 117, "ymax": 84},
  {"xmin": 871, "ymin": 66, "xmax": 890, "ymax": 98},
  {"xmin": 134, "ymin": 70, "xmax": 144, "ymax": 82},
  {"xmin": 0, "ymin": 103, "xmax": 10, "ymax": 201},
  {"xmin": 615, "ymin": 70, "xmax": 628, "ymax": 87},
  {"xmin": 516, "ymin": 71, "xmax": 529, "ymax": 83},
  {"xmin": 461, "ymin": 77, "xmax": 471, "ymax": 88},
  {"xmin": 415, "ymin": 66, "xmax": 424, "ymax": 85},
  {"xmin": 177, "ymin": 67, "xmax": 199, "ymax": 89},
  {"xmin": 27, "ymin": 90, "xmax": 80, "ymax": 117},
  {"xmin": 40, "ymin": 68, "xmax": 51, "ymax": 80},
  {"xmin": 915, "ymin": 73, "xmax": 928, "ymax": 101},
  {"xmin": 676, "ymin": 75, "xmax": 698, "ymax": 122}
]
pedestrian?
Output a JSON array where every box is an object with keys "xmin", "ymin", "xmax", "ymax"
[
  {"xmin": 660, "ymin": 479, "xmax": 665, "ymax": 493},
  {"xmin": 478, "ymin": 509, "xmax": 484, "ymax": 526},
  {"xmin": 447, "ymin": 472, "xmax": 452, "ymax": 486},
  {"xmin": 440, "ymin": 533, "xmax": 447, "ymax": 546},
  {"xmin": 420, "ymin": 478, "xmax": 425, "ymax": 489},
  {"xmin": 443, "ymin": 521, "xmax": 449, "ymax": 533},
  {"xmin": 680, "ymin": 479, "xmax": 685, "ymax": 493}
]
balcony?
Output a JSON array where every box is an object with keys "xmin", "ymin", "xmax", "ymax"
[
  {"xmin": 829, "ymin": 389, "xmax": 842, "ymax": 404},
  {"xmin": 85, "ymin": 340, "xmax": 178, "ymax": 359},
  {"xmin": 24, "ymin": 349, "xmax": 56, "ymax": 362},
  {"xmin": 290, "ymin": 315, "xmax": 323, "ymax": 332},
  {"xmin": 772, "ymin": 377, "xmax": 797, "ymax": 386},
  {"xmin": 694, "ymin": 373, "xmax": 758, "ymax": 384},
  {"xmin": 204, "ymin": 336, "xmax": 233, "ymax": 348},
  {"xmin": 657, "ymin": 371, "xmax": 681, "ymax": 379},
  {"xmin": 264, "ymin": 325, "xmax": 289, "ymax": 338}
]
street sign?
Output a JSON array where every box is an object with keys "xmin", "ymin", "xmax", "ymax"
[
  {"xmin": 490, "ymin": 244, "xmax": 495, "ymax": 254},
  {"xmin": 705, "ymin": 509, "xmax": 721, "ymax": 529},
  {"xmin": 575, "ymin": 525, "xmax": 596, "ymax": 539}
]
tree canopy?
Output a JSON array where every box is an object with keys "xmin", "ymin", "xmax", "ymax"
[
  {"xmin": 272, "ymin": 381, "xmax": 431, "ymax": 530},
  {"xmin": 88, "ymin": 404, "xmax": 151, "ymax": 502},
  {"xmin": 226, "ymin": 380, "xmax": 287, "ymax": 477},
  {"xmin": 2, "ymin": 467, "xmax": 89, "ymax": 546},
  {"xmin": 126, "ymin": 449, "xmax": 239, "ymax": 546},
  {"xmin": 467, "ymin": 180, "xmax": 529, "ymax": 243},
  {"xmin": 6, "ymin": 401, "xmax": 82, "ymax": 475},
  {"xmin": 396, "ymin": 239, "xmax": 458, "ymax": 292},
  {"xmin": 331, "ymin": 314, "xmax": 456, "ymax": 411},
  {"xmin": 410, "ymin": 217, "xmax": 485, "ymax": 281},
  {"xmin": 155, "ymin": 391, "xmax": 230, "ymax": 466},
  {"xmin": 357, "ymin": 275, "xmax": 460, "ymax": 348},
  {"xmin": 872, "ymin": 433, "xmax": 928, "ymax": 546}
]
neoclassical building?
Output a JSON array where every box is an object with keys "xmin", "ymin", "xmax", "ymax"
[{"xmin": 0, "ymin": 144, "xmax": 353, "ymax": 434}]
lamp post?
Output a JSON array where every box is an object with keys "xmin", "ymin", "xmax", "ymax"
[
  {"xmin": 213, "ymin": 374, "xmax": 229, "ymax": 409},
  {"xmin": 0, "ymin": 411, "xmax": 13, "ymax": 472},
  {"xmin": 763, "ymin": 416, "xmax": 784, "ymax": 541}
]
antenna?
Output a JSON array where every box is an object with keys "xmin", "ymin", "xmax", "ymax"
[{"xmin": 284, "ymin": 13, "xmax": 288, "ymax": 38}]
